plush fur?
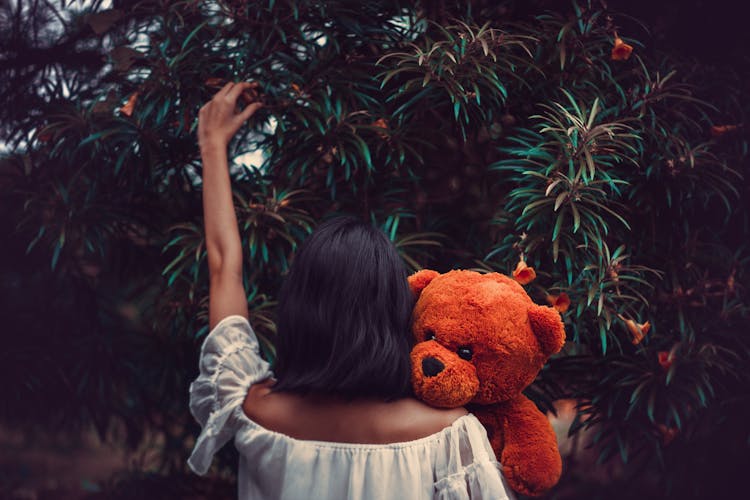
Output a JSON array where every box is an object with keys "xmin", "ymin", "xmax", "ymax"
[{"xmin": 409, "ymin": 269, "xmax": 565, "ymax": 497}]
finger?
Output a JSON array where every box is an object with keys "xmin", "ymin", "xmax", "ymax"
[
  {"xmin": 217, "ymin": 82, "xmax": 235, "ymax": 97},
  {"xmin": 227, "ymin": 81, "xmax": 260, "ymax": 102},
  {"xmin": 235, "ymin": 102, "xmax": 264, "ymax": 123},
  {"xmin": 227, "ymin": 82, "xmax": 258, "ymax": 104}
]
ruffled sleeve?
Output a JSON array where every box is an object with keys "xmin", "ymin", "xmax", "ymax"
[
  {"xmin": 433, "ymin": 415, "xmax": 515, "ymax": 500},
  {"xmin": 187, "ymin": 315, "xmax": 273, "ymax": 475}
]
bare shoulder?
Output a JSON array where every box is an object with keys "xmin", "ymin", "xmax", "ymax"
[
  {"xmin": 242, "ymin": 383, "xmax": 468, "ymax": 444},
  {"xmin": 378, "ymin": 398, "xmax": 468, "ymax": 441}
]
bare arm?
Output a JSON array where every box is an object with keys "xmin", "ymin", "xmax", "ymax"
[
  {"xmin": 200, "ymin": 143, "xmax": 241, "ymax": 275},
  {"xmin": 198, "ymin": 82, "xmax": 263, "ymax": 329}
]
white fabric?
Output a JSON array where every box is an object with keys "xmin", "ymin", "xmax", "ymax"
[{"xmin": 188, "ymin": 315, "xmax": 515, "ymax": 500}]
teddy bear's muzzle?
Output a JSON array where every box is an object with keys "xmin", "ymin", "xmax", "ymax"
[
  {"xmin": 410, "ymin": 340, "xmax": 480, "ymax": 408},
  {"xmin": 421, "ymin": 356, "xmax": 445, "ymax": 377}
]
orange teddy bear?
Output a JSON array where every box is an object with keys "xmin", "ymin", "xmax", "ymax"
[{"xmin": 409, "ymin": 269, "xmax": 565, "ymax": 497}]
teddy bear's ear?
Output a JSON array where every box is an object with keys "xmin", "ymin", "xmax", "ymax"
[
  {"xmin": 528, "ymin": 304, "xmax": 566, "ymax": 357},
  {"xmin": 408, "ymin": 269, "xmax": 440, "ymax": 298}
]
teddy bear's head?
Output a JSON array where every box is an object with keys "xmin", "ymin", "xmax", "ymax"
[{"xmin": 409, "ymin": 269, "xmax": 565, "ymax": 407}]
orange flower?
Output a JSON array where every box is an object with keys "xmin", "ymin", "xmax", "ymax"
[
  {"xmin": 546, "ymin": 292, "xmax": 571, "ymax": 313},
  {"xmin": 36, "ymin": 126, "xmax": 53, "ymax": 143},
  {"xmin": 710, "ymin": 124, "xmax": 738, "ymax": 137},
  {"xmin": 205, "ymin": 77, "xmax": 225, "ymax": 87},
  {"xmin": 727, "ymin": 269, "xmax": 736, "ymax": 293},
  {"xmin": 656, "ymin": 424, "xmax": 679, "ymax": 446},
  {"xmin": 513, "ymin": 259, "xmax": 536, "ymax": 285},
  {"xmin": 624, "ymin": 318, "xmax": 650, "ymax": 344},
  {"xmin": 321, "ymin": 146, "xmax": 337, "ymax": 164},
  {"xmin": 657, "ymin": 350, "xmax": 674, "ymax": 370},
  {"xmin": 611, "ymin": 37, "xmax": 633, "ymax": 61},
  {"xmin": 291, "ymin": 83, "xmax": 302, "ymax": 95},
  {"xmin": 119, "ymin": 92, "xmax": 138, "ymax": 116},
  {"xmin": 373, "ymin": 118, "xmax": 389, "ymax": 140}
]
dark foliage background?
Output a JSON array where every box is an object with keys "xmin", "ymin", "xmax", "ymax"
[{"xmin": 1, "ymin": 0, "xmax": 748, "ymax": 498}]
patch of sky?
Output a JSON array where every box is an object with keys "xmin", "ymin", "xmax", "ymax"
[
  {"xmin": 387, "ymin": 11, "xmax": 426, "ymax": 42},
  {"xmin": 184, "ymin": 115, "xmax": 277, "ymax": 188},
  {"xmin": 234, "ymin": 116, "xmax": 278, "ymax": 173}
]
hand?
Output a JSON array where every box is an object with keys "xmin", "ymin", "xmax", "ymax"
[{"xmin": 198, "ymin": 81, "xmax": 264, "ymax": 151}]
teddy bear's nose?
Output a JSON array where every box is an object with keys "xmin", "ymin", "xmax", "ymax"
[{"xmin": 422, "ymin": 357, "xmax": 445, "ymax": 377}]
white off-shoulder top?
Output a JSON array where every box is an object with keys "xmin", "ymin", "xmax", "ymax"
[{"xmin": 187, "ymin": 315, "xmax": 515, "ymax": 500}]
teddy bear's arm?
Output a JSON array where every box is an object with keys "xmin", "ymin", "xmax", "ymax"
[{"xmin": 499, "ymin": 394, "xmax": 562, "ymax": 497}]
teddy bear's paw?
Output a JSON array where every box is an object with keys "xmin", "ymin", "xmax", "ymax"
[{"xmin": 503, "ymin": 464, "xmax": 554, "ymax": 497}]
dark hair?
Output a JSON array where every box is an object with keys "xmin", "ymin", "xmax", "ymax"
[{"xmin": 271, "ymin": 216, "xmax": 414, "ymax": 401}]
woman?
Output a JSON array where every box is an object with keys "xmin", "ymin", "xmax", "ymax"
[{"xmin": 187, "ymin": 81, "xmax": 514, "ymax": 499}]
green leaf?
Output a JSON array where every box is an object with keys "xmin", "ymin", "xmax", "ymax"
[
  {"xmin": 181, "ymin": 20, "xmax": 209, "ymax": 50},
  {"xmin": 552, "ymin": 211, "xmax": 564, "ymax": 241},
  {"xmin": 553, "ymin": 237, "xmax": 560, "ymax": 262},
  {"xmin": 696, "ymin": 385, "xmax": 707, "ymax": 407},
  {"xmin": 586, "ymin": 97, "xmax": 600, "ymax": 130},
  {"xmin": 629, "ymin": 379, "xmax": 649, "ymax": 404},
  {"xmin": 26, "ymin": 226, "xmax": 46, "ymax": 253},
  {"xmin": 571, "ymin": 203, "xmax": 581, "ymax": 232},
  {"xmin": 51, "ymin": 232, "xmax": 65, "ymax": 270},
  {"xmin": 647, "ymin": 389, "xmax": 656, "ymax": 423},
  {"xmin": 554, "ymin": 189, "xmax": 569, "ymax": 210}
]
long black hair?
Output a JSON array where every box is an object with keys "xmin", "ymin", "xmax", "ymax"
[{"xmin": 271, "ymin": 216, "xmax": 414, "ymax": 400}]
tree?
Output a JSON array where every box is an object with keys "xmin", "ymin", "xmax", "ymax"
[{"xmin": 1, "ymin": 0, "xmax": 748, "ymax": 497}]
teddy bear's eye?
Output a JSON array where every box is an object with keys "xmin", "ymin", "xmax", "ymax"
[
  {"xmin": 425, "ymin": 329, "xmax": 437, "ymax": 341},
  {"xmin": 457, "ymin": 346, "xmax": 473, "ymax": 361}
]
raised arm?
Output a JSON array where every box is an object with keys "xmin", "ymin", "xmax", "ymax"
[{"xmin": 198, "ymin": 82, "xmax": 264, "ymax": 329}]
